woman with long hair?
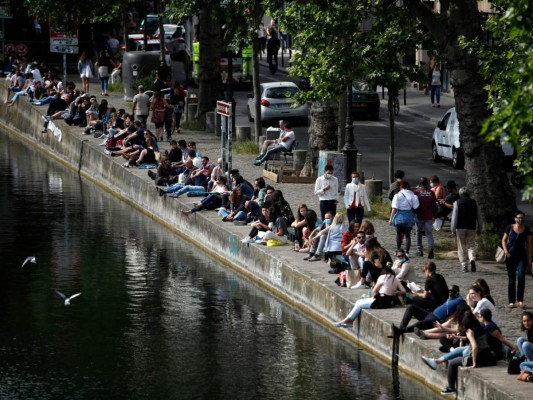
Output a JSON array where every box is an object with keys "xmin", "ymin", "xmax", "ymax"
[
  {"xmin": 291, "ymin": 204, "xmax": 308, "ymax": 251},
  {"xmin": 334, "ymin": 265, "xmax": 405, "ymax": 327},
  {"xmin": 78, "ymin": 52, "xmax": 93, "ymax": 93},
  {"xmin": 502, "ymin": 210, "xmax": 532, "ymax": 309}
]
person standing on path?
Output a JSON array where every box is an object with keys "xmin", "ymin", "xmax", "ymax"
[
  {"xmin": 390, "ymin": 180, "xmax": 419, "ymax": 256},
  {"xmin": 344, "ymin": 171, "xmax": 371, "ymax": 225},
  {"xmin": 502, "ymin": 211, "xmax": 532, "ymax": 309},
  {"xmin": 414, "ymin": 177, "xmax": 436, "ymax": 259},
  {"xmin": 429, "ymin": 63, "xmax": 443, "ymax": 108},
  {"xmin": 314, "ymin": 164, "xmax": 339, "ymax": 221},
  {"xmin": 451, "ymin": 187, "xmax": 483, "ymax": 273},
  {"xmin": 78, "ymin": 52, "xmax": 93, "ymax": 94},
  {"xmin": 132, "ymin": 85, "xmax": 150, "ymax": 127}
]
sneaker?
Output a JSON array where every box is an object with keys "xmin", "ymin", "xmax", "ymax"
[
  {"xmin": 440, "ymin": 387, "xmax": 455, "ymax": 396},
  {"xmin": 254, "ymin": 160, "xmax": 262, "ymax": 166},
  {"xmin": 421, "ymin": 356, "xmax": 437, "ymax": 370},
  {"xmin": 414, "ymin": 327, "xmax": 427, "ymax": 340},
  {"xmin": 99, "ymin": 139, "xmax": 108, "ymax": 146},
  {"xmin": 309, "ymin": 255, "xmax": 322, "ymax": 262},
  {"xmin": 303, "ymin": 254, "xmax": 314, "ymax": 261},
  {"xmin": 428, "ymin": 249, "xmax": 434, "ymax": 259},
  {"xmin": 352, "ymin": 283, "xmax": 365, "ymax": 289},
  {"xmin": 241, "ymin": 237, "xmax": 254, "ymax": 244},
  {"xmin": 158, "ymin": 188, "xmax": 166, "ymax": 197},
  {"xmin": 40, "ymin": 129, "xmax": 47, "ymax": 133},
  {"xmin": 470, "ymin": 260, "xmax": 476, "ymax": 272},
  {"xmin": 462, "ymin": 266, "xmax": 468, "ymax": 273},
  {"xmin": 147, "ymin": 170, "xmax": 157, "ymax": 180},
  {"xmin": 416, "ymin": 251, "xmax": 423, "ymax": 257},
  {"xmin": 405, "ymin": 253, "xmax": 410, "ymax": 258},
  {"xmin": 104, "ymin": 149, "xmax": 112, "ymax": 155}
]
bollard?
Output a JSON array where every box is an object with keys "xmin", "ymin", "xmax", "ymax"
[
  {"xmin": 187, "ymin": 103, "xmax": 198, "ymax": 121},
  {"xmin": 293, "ymin": 150, "xmax": 307, "ymax": 170},
  {"xmin": 205, "ymin": 111, "xmax": 215, "ymax": 133},
  {"xmin": 365, "ymin": 179, "xmax": 383, "ymax": 202},
  {"xmin": 236, "ymin": 126, "xmax": 251, "ymax": 141}
]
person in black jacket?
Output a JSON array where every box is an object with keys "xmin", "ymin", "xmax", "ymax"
[{"xmin": 451, "ymin": 187, "xmax": 483, "ymax": 273}]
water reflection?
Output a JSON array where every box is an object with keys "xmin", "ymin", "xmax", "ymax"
[{"xmin": 0, "ymin": 133, "xmax": 438, "ymax": 399}]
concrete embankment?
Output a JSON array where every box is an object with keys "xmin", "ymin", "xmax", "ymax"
[{"xmin": 0, "ymin": 86, "xmax": 530, "ymax": 400}]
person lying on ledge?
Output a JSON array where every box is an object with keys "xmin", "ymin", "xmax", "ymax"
[
  {"xmin": 253, "ymin": 122, "xmax": 295, "ymax": 166},
  {"xmin": 334, "ymin": 264, "xmax": 405, "ymax": 328}
]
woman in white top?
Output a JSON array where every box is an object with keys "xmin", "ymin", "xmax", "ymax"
[
  {"xmin": 392, "ymin": 249, "xmax": 416, "ymax": 283},
  {"xmin": 430, "ymin": 63, "xmax": 442, "ymax": 108},
  {"xmin": 319, "ymin": 213, "xmax": 347, "ymax": 262},
  {"xmin": 468, "ymin": 284, "xmax": 496, "ymax": 322},
  {"xmin": 335, "ymin": 265, "xmax": 405, "ymax": 327},
  {"xmin": 389, "ymin": 181, "xmax": 419, "ymax": 255}
]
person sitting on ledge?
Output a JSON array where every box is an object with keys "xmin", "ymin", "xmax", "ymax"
[
  {"xmin": 253, "ymin": 122, "xmax": 295, "ymax": 166},
  {"xmin": 181, "ymin": 176, "xmax": 231, "ymax": 216}
]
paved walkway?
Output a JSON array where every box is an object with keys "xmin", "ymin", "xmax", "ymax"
[{"xmin": 60, "ymin": 71, "xmax": 532, "ymax": 347}]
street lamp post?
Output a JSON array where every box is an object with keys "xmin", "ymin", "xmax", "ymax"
[{"xmin": 342, "ymin": 82, "xmax": 358, "ymax": 186}]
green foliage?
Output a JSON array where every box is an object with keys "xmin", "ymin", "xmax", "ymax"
[
  {"xmin": 27, "ymin": 0, "xmax": 127, "ymax": 26},
  {"xmin": 132, "ymin": 71, "xmax": 157, "ymax": 92},
  {"xmin": 477, "ymin": 222, "xmax": 502, "ymax": 259},
  {"xmin": 367, "ymin": 198, "xmax": 391, "ymax": 221},
  {"xmin": 434, "ymin": 239, "xmax": 457, "ymax": 253},
  {"xmin": 107, "ymin": 81, "xmax": 123, "ymax": 93},
  {"xmin": 233, "ymin": 139, "xmax": 259, "ymax": 155},
  {"xmin": 180, "ymin": 119, "xmax": 205, "ymax": 131},
  {"xmin": 472, "ymin": 0, "xmax": 533, "ymax": 200}
]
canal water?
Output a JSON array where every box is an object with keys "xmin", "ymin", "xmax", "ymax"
[{"xmin": 0, "ymin": 133, "xmax": 439, "ymax": 399}]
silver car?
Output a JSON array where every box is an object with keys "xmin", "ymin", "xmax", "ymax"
[{"xmin": 247, "ymin": 81, "xmax": 309, "ymax": 126}]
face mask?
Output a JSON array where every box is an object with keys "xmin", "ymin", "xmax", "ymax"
[
  {"xmin": 430, "ymin": 183, "xmax": 434, "ymax": 188},
  {"xmin": 325, "ymin": 218, "xmax": 332, "ymax": 225},
  {"xmin": 397, "ymin": 258, "xmax": 406, "ymax": 263},
  {"xmin": 325, "ymin": 173, "xmax": 332, "ymax": 179},
  {"xmin": 352, "ymin": 178, "xmax": 359, "ymax": 184},
  {"xmin": 516, "ymin": 219, "xmax": 524, "ymax": 225}
]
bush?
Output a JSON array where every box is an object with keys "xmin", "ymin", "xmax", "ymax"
[
  {"xmin": 131, "ymin": 71, "xmax": 157, "ymax": 92},
  {"xmin": 367, "ymin": 198, "xmax": 391, "ymax": 220},
  {"xmin": 477, "ymin": 222, "xmax": 501, "ymax": 259},
  {"xmin": 234, "ymin": 140, "xmax": 259, "ymax": 155},
  {"xmin": 108, "ymin": 81, "xmax": 123, "ymax": 93},
  {"xmin": 180, "ymin": 119, "xmax": 205, "ymax": 131}
]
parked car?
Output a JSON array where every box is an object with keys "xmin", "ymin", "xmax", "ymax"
[
  {"xmin": 247, "ymin": 81, "xmax": 309, "ymax": 126},
  {"xmin": 139, "ymin": 14, "xmax": 171, "ymax": 36},
  {"xmin": 131, "ymin": 39, "xmax": 171, "ymax": 65},
  {"xmin": 351, "ymin": 80, "xmax": 380, "ymax": 120},
  {"xmin": 153, "ymin": 24, "xmax": 185, "ymax": 41},
  {"xmin": 432, "ymin": 107, "xmax": 516, "ymax": 169}
]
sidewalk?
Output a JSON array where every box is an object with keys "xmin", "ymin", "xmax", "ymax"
[{"xmin": 62, "ymin": 75, "xmax": 529, "ymax": 347}]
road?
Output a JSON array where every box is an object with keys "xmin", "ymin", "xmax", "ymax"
[{"xmin": 231, "ymin": 64, "xmax": 532, "ymax": 223}]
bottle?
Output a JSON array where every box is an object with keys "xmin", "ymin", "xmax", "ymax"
[{"xmin": 367, "ymin": 290, "xmax": 372, "ymax": 298}]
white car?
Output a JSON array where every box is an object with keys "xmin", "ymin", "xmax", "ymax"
[
  {"xmin": 432, "ymin": 107, "xmax": 515, "ymax": 169},
  {"xmin": 153, "ymin": 24, "xmax": 185, "ymax": 41},
  {"xmin": 247, "ymin": 81, "xmax": 309, "ymax": 126}
]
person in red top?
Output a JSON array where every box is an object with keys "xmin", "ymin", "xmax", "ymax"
[
  {"xmin": 429, "ymin": 175, "xmax": 445, "ymax": 201},
  {"xmin": 415, "ymin": 177, "xmax": 437, "ymax": 259}
]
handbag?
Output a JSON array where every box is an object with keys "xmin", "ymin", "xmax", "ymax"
[
  {"xmin": 346, "ymin": 268, "xmax": 362, "ymax": 289},
  {"xmin": 508, "ymin": 355, "xmax": 526, "ymax": 375},
  {"xmin": 495, "ymin": 246, "xmax": 506, "ymax": 264},
  {"xmin": 393, "ymin": 209, "xmax": 415, "ymax": 228},
  {"xmin": 371, "ymin": 294, "xmax": 399, "ymax": 309}
]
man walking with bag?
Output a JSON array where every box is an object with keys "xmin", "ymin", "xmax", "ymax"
[
  {"xmin": 415, "ymin": 177, "xmax": 437, "ymax": 259},
  {"xmin": 451, "ymin": 187, "xmax": 483, "ymax": 272}
]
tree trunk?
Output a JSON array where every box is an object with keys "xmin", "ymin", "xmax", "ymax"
[
  {"xmin": 300, "ymin": 100, "xmax": 338, "ymax": 177},
  {"xmin": 404, "ymin": 0, "xmax": 517, "ymax": 231},
  {"xmin": 196, "ymin": 4, "xmax": 224, "ymax": 122},
  {"xmin": 388, "ymin": 90, "xmax": 395, "ymax": 186},
  {"xmin": 251, "ymin": 36, "xmax": 262, "ymax": 143}
]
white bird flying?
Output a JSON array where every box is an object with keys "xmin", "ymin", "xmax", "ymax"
[
  {"xmin": 55, "ymin": 290, "xmax": 82, "ymax": 306},
  {"xmin": 21, "ymin": 256, "xmax": 37, "ymax": 269}
]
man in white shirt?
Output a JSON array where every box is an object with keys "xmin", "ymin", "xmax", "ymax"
[
  {"xmin": 254, "ymin": 122, "xmax": 295, "ymax": 165},
  {"xmin": 259, "ymin": 119, "xmax": 286, "ymax": 155},
  {"xmin": 344, "ymin": 171, "xmax": 371, "ymax": 224},
  {"xmin": 314, "ymin": 164, "xmax": 339, "ymax": 220},
  {"xmin": 132, "ymin": 85, "xmax": 150, "ymax": 126}
]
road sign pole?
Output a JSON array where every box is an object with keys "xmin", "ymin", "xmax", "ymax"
[{"xmin": 63, "ymin": 54, "xmax": 67, "ymax": 88}]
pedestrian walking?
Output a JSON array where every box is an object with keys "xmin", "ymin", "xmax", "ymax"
[
  {"xmin": 502, "ymin": 211, "xmax": 531, "ymax": 309},
  {"xmin": 314, "ymin": 164, "xmax": 338, "ymax": 221},
  {"xmin": 414, "ymin": 177, "xmax": 436, "ymax": 259},
  {"xmin": 429, "ymin": 63, "xmax": 443, "ymax": 108},
  {"xmin": 78, "ymin": 52, "xmax": 93, "ymax": 94},
  {"xmin": 451, "ymin": 187, "xmax": 483, "ymax": 273},
  {"xmin": 132, "ymin": 85, "xmax": 150, "ymax": 126},
  {"xmin": 389, "ymin": 180, "xmax": 419, "ymax": 256},
  {"xmin": 344, "ymin": 171, "xmax": 371, "ymax": 225}
]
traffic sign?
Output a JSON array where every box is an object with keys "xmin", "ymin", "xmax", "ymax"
[
  {"xmin": 50, "ymin": 38, "xmax": 78, "ymax": 46},
  {"xmin": 216, "ymin": 101, "xmax": 232, "ymax": 116},
  {"xmin": 50, "ymin": 44, "xmax": 79, "ymax": 54}
]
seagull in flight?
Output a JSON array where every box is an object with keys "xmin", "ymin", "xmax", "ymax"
[
  {"xmin": 55, "ymin": 290, "xmax": 82, "ymax": 306},
  {"xmin": 21, "ymin": 256, "xmax": 37, "ymax": 269}
]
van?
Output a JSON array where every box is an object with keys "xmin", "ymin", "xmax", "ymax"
[{"xmin": 432, "ymin": 107, "xmax": 515, "ymax": 169}]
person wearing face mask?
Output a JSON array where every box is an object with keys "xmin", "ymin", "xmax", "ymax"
[
  {"xmin": 314, "ymin": 164, "xmax": 339, "ymax": 220},
  {"xmin": 344, "ymin": 172, "xmax": 371, "ymax": 224},
  {"xmin": 304, "ymin": 211, "xmax": 333, "ymax": 262},
  {"xmin": 502, "ymin": 211, "xmax": 532, "ymax": 309}
]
